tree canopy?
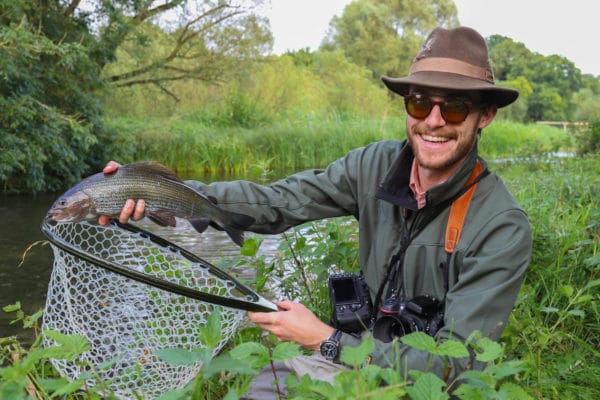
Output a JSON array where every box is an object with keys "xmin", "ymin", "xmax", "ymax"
[{"xmin": 321, "ymin": 0, "xmax": 459, "ymax": 79}]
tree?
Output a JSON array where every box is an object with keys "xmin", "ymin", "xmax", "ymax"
[
  {"xmin": 487, "ymin": 35, "xmax": 584, "ymax": 121},
  {"xmin": 0, "ymin": 0, "xmax": 271, "ymax": 193},
  {"xmin": 321, "ymin": 0, "xmax": 459, "ymax": 80}
]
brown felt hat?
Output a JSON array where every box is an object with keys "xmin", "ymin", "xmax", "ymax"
[{"xmin": 382, "ymin": 26, "xmax": 519, "ymax": 108}]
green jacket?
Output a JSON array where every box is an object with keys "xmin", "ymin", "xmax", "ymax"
[{"xmin": 188, "ymin": 139, "xmax": 532, "ymax": 381}]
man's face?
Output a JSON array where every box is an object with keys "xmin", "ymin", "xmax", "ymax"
[{"xmin": 405, "ymin": 88, "xmax": 496, "ymax": 174}]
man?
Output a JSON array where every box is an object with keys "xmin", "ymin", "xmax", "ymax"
[{"xmin": 101, "ymin": 26, "xmax": 532, "ymax": 397}]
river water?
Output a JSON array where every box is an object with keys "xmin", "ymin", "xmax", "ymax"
[{"xmin": 0, "ymin": 192, "xmax": 281, "ymax": 346}]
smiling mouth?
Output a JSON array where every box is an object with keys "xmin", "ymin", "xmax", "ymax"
[{"xmin": 421, "ymin": 134, "xmax": 450, "ymax": 143}]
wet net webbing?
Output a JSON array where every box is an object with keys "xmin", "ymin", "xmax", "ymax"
[{"xmin": 41, "ymin": 220, "xmax": 258, "ymax": 399}]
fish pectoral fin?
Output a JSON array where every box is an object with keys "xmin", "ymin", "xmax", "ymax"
[
  {"xmin": 189, "ymin": 217, "xmax": 211, "ymax": 233},
  {"xmin": 148, "ymin": 210, "xmax": 177, "ymax": 227}
]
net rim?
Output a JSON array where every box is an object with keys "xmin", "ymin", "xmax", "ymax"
[{"xmin": 41, "ymin": 218, "xmax": 277, "ymax": 312}]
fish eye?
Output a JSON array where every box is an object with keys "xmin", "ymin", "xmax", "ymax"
[{"xmin": 59, "ymin": 199, "xmax": 66, "ymax": 206}]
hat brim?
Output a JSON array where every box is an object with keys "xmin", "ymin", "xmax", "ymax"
[{"xmin": 382, "ymin": 71, "xmax": 519, "ymax": 108}]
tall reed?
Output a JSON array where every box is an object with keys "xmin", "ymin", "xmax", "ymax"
[{"xmin": 106, "ymin": 114, "xmax": 569, "ymax": 179}]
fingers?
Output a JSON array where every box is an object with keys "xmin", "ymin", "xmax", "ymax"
[
  {"xmin": 98, "ymin": 199, "xmax": 145, "ymax": 225},
  {"xmin": 248, "ymin": 311, "xmax": 278, "ymax": 326},
  {"xmin": 103, "ymin": 160, "xmax": 121, "ymax": 175},
  {"xmin": 99, "ymin": 161, "xmax": 146, "ymax": 225},
  {"xmin": 118, "ymin": 199, "xmax": 146, "ymax": 224},
  {"xmin": 133, "ymin": 199, "xmax": 145, "ymax": 221}
]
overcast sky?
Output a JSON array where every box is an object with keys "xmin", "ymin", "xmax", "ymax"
[{"xmin": 260, "ymin": 0, "xmax": 599, "ymax": 76}]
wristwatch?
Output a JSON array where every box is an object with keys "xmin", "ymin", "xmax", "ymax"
[{"xmin": 319, "ymin": 329, "xmax": 342, "ymax": 361}]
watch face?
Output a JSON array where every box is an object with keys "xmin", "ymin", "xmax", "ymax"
[{"xmin": 320, "ymin": 340, "xmax": 339, "ymax": 360}]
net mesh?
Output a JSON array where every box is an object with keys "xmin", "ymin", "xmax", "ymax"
[{"xmin": 42, "ymin": 221, "xmax": 246, "ymax": 399}]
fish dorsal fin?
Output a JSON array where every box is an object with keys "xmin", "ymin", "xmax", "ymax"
[{"xmin": 123, "ymin": 162, "xmax": 183, "ymax": 183}]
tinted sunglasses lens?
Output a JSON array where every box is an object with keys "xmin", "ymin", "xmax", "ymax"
[
  {"xmin": 441, "ymin": 100, "xmax": 470, "ymax": 123},
  {"xmin": 405, "ymin": 96, "xmax": 432, "ymax": 119}
]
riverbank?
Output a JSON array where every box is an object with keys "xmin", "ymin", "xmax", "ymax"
[{"xmin": 104, "ymin": 114, "xmax": 571, "ymax": 178}]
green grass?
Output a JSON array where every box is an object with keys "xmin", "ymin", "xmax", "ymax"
[
  {"xmin": 496, "ymin": 155, "xmax": 599, "ymax": 398},
  {"xmin": 104, "ymin": 113, "xmax": 571, "ymax": 179}
]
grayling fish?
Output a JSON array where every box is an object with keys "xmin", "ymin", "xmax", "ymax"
[{"xmin": 47, "ymin": 162, "xmax": 255, "ymax": 246}]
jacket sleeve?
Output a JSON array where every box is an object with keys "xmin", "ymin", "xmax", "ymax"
[
  {"xmin": 185, "ymin": 149, "xmax": 367, "ymax": 234},
  {"xmin": 340, "ymin": 208, "xmax": 532, "ymax": 382}
]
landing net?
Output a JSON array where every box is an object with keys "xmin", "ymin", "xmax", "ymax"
[{"xmin": 41, "ymin": 220, "xmax": 268, "ymax": 399}]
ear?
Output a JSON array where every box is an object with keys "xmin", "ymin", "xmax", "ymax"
[{"xmin": 478, "ymin": 105, "xmax": 497, "ymax": 129}]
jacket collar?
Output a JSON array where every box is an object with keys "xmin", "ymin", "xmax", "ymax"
[{"xmin": 375, "ymin": 139, "xmax": 482, "ymax": 210}]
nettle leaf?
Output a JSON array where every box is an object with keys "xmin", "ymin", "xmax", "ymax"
[
  {"xmin": 272, "ymin": 342, "xmax": 301, "ymax": 362},
  {"xmin": 340, "ymin": 336, "xmax": 374, "ymax": 367},
  {"xmin": 241, "ymin": 235, "xmax": 262, "ymax": 257},
  {"xmin": 50, "ymin": 378, "xmax": 87, "ymax": 396},
  {"xmin": 2, "ymin": 302, "xmax": 21, "ymax": 313},
  {"xmin": 488, "ymin": 360, "xmax": 529, "ymax": 380},
  {"xmin": 406, "ymin": 372, "xmax": 449, "ymax": 400},
  {"xmin": 202, "ymin": 353, "xmax": 257, "ymax": 378},
  {"xmin": 40, "ymin": 330, "xmax": 90, "ymax": 361},
  {"xmin": 229, "ymin": 341, "xmax": 270, "ymax": 368},
  {"xmin": 474, "ymin": 337, "xmax": 503, "ymax": 362},
  {"xmin": 379, "ymin": 366, "xmax": 405, "ymax": 386},
  {"xmin": 433, "ymin": 340, "xmax": 469, "ymax": 358},
  {"xmin": 401, "ymin": 332, "xmax": 436, "ymax": 352},
  {"xmin": 0, "ymin": 380, "xmax": 28, "ymax": 400},
  {"xmin": 359, "ymin": 364, "xmax": 383, "ymax": 384},
  {"xmin": 200, "ymin": 307, "xmax": 222, "ymax": 348},
  {"xmin": 155, "ymin": 348, "xmax": 205, "ymax": 366}
]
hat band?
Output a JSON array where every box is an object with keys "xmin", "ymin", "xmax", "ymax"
[{"xmin": 409, "ymin": 57, "xmax": 494, "ymax": 83}]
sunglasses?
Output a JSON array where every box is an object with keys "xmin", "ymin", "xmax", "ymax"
[{"xmin": 404, "ymin": 94, "xmax": 475, "ymax": 123}]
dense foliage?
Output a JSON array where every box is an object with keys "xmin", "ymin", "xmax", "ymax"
[
  {"xmin": 0, "ymin": 0, "xmax": 270, "ymax": 193},
  {"xmin": 0, "ymin": 3, "xmax": 106, "ymax": 193}
]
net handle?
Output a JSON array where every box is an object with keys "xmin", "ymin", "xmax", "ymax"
[{"xmin": 41, "ymin": 219, "xmax": 277, "ymax": 312}]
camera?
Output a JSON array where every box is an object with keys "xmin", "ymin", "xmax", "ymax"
[
  {"xmin": 372, "ymin": 295, "xmax": 444, "ymax": 343},
  {"xmin": 328, "ymin": 273, "xmax": 373, "ymax": 333}
]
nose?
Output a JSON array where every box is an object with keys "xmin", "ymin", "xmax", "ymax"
[{"xmin": 423, "ymin": 104, "xmax": 446, "ymax": 128}]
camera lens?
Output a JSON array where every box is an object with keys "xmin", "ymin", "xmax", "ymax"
[{"xmin": 372, "ymin": 315, "xmax": 413, "ymax": 343}]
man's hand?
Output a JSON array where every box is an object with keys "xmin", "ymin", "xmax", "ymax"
[
  {"xmin": 98, "ymin": 161, "xmax": 146, "ymax": 225},
  {"xmin": 248, "ymin": 300, "xmax": 334, "ymax": 351}
]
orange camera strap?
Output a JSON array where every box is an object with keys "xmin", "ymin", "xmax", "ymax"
[{"xmin": 445, "ymin": 160, "xmax": 482, "ymax": 254}]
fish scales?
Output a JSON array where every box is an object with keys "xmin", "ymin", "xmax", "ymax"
[{"xmin": 47, "ymin": 162, "xmax": 255, "ymax": 246}]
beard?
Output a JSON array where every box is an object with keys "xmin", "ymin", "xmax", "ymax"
[{"xmin": 407, "ymin": 126, "xmax": 479, "ymax": 172}]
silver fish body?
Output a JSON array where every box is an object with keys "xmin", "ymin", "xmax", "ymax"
[{"xmin": 47, "ymin": 162, "xmax": 255, "ymax": 246}]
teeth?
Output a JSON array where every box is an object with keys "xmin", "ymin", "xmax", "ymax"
[{"xmin": 422, "ymin": 135, "xmax": 449, "ymax": 143}]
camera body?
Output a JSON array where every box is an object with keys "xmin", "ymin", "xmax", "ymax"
[
  {"xmin": 328, "ymin": 273, "xmax": 373, "ymax": 333},
  {"xmin": 372, "ymin": 295, "xmax": 444, "ymax": 343}
]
